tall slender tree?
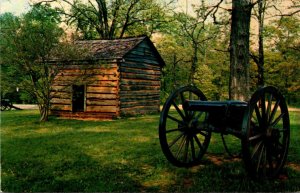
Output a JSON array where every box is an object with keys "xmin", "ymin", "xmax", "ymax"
[
  {"xmin": 250, "ymin": 0, "xmax": 300, "ymax": 88},
  {"xmin": 174, "ymin": 0, "xmax": 220, "ymax": 85}
]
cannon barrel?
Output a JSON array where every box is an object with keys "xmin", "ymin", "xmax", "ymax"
[
  {"xmin": 184, "ymin": 100, "xmax": 248, "ymax": 132},
  {"xmin": 183, "ymin": 100, "xmax": 248, "ymax": 112}
]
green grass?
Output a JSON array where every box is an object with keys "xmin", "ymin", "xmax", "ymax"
[{"xmin": 1, "ymin": 110, "xmax": 300, "ymax": 192}]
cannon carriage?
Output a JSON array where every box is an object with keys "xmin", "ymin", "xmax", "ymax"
[
  {"xmin": 159, "ymin": 85, "xmax": 290, "ymax": 179},
  {"xmin": 1, "ymin": 99, "xmax": 13, "ymax": 111}
]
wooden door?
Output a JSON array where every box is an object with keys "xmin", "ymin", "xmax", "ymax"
[{"xmin": 72, "ymin": 85, "xmax": 85, "ymax": 112}]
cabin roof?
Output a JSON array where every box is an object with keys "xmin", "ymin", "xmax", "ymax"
[{"xmin": 75, "ymin": 36, "xmax": 165, "ymax": 66}]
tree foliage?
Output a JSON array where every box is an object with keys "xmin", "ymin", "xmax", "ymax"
[
  {"xmin": 2, "ymin": 0, "xmax": 299, "ymax": 111},
  {"xmin": 36, "ymin": 0, "xmax": 172, "ymax": 39},
  {"xmin": 264, "ymin": 16, "xmax": 300, "ymax": 104},
  {"xmin": 0, "ymin": 4, "xmax": 64, "ymax": 121},
  {"xmin": 157, "ymin": 4, "xmax": 231, "ymax": 101}
]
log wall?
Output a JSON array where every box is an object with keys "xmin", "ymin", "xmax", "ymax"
[
  {"xmin": 50, "ymin": 63, "xmax": 120, "ymax": 119},
  {"xmin": 119, "ymin": 41, "xmax": 161, "ymax": 116},
  {"xmin": 50, "ymin": 38, "xmax": 163, "ymax": 120}
]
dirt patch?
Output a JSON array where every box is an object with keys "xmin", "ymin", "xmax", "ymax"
[
  {"xmin": 288, "ymin": 163, "xmax": 300, "ymax": 172},
  {"xmin": 206, "ymin": 154, "xmax": 224, "ymax": 166},
  {"xmin": 183, "ymin": 178, "xmax": 194, "ymax": 189},
  {"xmin": 288, "ymin": 107, "xmax": 300, "ymax": 112},
  {"xmin": 206, "ymin": 154, "xmax": 241, "ymax": 166}
]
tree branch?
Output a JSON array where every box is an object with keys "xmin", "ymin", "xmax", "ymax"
[{"xmin": 249, "ymin": 51, "xmax": 259, "ymax": 65}]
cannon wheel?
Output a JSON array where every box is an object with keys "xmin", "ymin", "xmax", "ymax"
[
  {"xmin": 242, "ymin": 86, "xmax": 290, "ymax": 179},
  {"xmin": 159, "ymin": 86, "xmax": 211, "ymax": 167}
]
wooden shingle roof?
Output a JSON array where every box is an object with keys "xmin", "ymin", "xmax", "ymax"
[
  {"xmin": 75, "ymin": 36, "xmax": 165, "ymax": 66},
  {"xmin": 76, "ymin": 36, "xmax": 144, "ymax": 60}
]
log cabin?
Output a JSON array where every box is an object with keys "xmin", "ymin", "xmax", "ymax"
[{"xmin": 50, "ymin": 36, "xmax": 165, "ymax": 120}]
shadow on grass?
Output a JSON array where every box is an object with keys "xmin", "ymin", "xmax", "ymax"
[
  {"xmin": 1, "ymin": 110, "xmax": 300, "ymax": 192},
  {"xmin": 164, "ymin": 153, "xmax": 300, "ymax": 192},
  {"xmin": 1, "ymin": 132, "xmax": 144, "ymax": 192}
]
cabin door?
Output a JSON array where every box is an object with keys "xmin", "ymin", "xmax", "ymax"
[{"xmin": 72, "ymin": 85, "xmax": 85, "ymax": 112}]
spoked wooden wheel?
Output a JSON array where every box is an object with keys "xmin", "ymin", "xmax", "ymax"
[
  {"xmin": 242, "ymin": 86, "xmax": 290, "ymax": 179},
  {"xmin": 159, "ymin": 86, "xmax": 211, "ymax": 167}
]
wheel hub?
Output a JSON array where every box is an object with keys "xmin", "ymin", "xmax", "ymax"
[
  {"xmin": 266, "ymin": 127, "xmax": 273, "ymax": 137},
  {"xmin": 265, "ymin": 126, "xmax": 280, "ymax": 144},
  {"xmin": 183, "ymin": 118, "xmax": 199, "ymax": 135}
]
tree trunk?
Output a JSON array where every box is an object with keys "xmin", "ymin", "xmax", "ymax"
[
  {"xmin": 257, "ymin": 0, "xmax": 265, "ymax": 87},
  {"xmin": 172, "ymin": 54, "xmax": 177, "ymax": 89},
  {"xmin": 38, "ymin": 102, "xmax": 49, "ymax": 122},
  {"xmin": 96, "ymin": 0, "xmax": 109, "ymax": 39},
  {"xmin": 229, "ymin": 0, "xmax": 253, "ymax": 101},
  {"xmin": 189, "ymin": 42, "xmax": 198, "ymax": 85}
]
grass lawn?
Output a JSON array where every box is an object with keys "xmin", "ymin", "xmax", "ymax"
[{"xmin": 1, "ymin": 109, "xmax": 300, "ymax": 192}]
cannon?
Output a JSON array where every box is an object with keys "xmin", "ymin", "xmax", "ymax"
[
  {"xmin": 159, "ymin": 85, "xmax": 290, "ymax": 179},
  {"xmin": 0, "ymin": 99, "xmax": 22, "ymax": 111},
  {"xmin": 1, "ymin": 99, "xmax": 13, "ymax": 111}
]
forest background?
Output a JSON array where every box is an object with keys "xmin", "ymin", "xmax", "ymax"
[{"xmin": 1, "ymin": 0, "xmax": 299, "ymax": 108}]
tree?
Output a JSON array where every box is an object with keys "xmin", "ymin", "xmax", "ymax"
[
  {"xmin": 167, "ymin": 0, "xmax": 254, "ymax": 100},
  {"xmin": 0, "ymin": 13, "xmax": 21, "ymax": 100},
  {"xmin": 229, "ymin": 0, "xmax": 254, "ymax": 100},
  {"xmin": 36, "ymin": 0, "xmax": 172, "ymax": 39},
  {"xmin": 157, "ymin": 12, "xmax": 230, "ymax": 101},
  {"xmin": 170, "ymin": 0, "xmax": 223, "ymax": 86},
  {"xmin": 0, "ymin": 5, "xmax": 64, "ymax": 121},
  {"xmin": 156, "ymin": 34, "xmax": 193, "ymax": 100},
  {"xmin": 250, "ymin": 0, "xmax": 300, "ymax": 89},
  {"xmin": 203, "ymin": 23, "xmax": 231, "ymax": 100},
  {"xmin": 250, "ymin": 0, "xmax": 266, "ymax": 88},
  {"xmin": 264, "ymin": 16, "xmax": 300, "ymax": 104}
]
